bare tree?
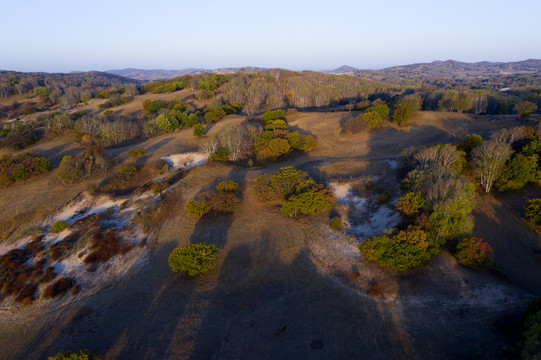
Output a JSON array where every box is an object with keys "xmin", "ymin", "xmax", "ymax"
[
  {"xmin": 471, "ymin": 141, "xmax": 513, "ymax": 192},
  {"xmin": 491, "ymin": 126, "xmax": 530, "ymax": 145},
  {"xmin": 218, "ymin": 126, "xmax": 252, "ymax": 161},
  {"xmin": 199, "ymin": 137, "xmax": 219, "ymax": 156}
]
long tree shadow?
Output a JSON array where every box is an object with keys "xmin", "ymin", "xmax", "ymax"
[{"xmin": 185, "ymin": 233, "xmax": 414, "ymax": 360}]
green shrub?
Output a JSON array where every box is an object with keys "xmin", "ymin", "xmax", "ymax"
[
  {"xmin": 454, "ymin": 236, "xmax": 493, "ymax": 269},
  {"xmin": 267, "ymin": 138, "xmax": 291, "ymax": 160},
  {"xmin": 216, "ymin": 180, "xmax": 238, "ymax": 193},
  {"xmin": 208, "ymin": 148, "xmax": 229, "ymax": 162},
  {"xmin": 496, "ymin": 153, "xmax": 538, "ymax": 192},
  {"xmin": 525, "ymin": 199, "xmax": 541, "ymax": 225},
  {"xmin": 329, "ymin": 217, "xmax": 343, "ymax": 230},
  {"xmin": 50, "ymin": 221, "xmax": 68, "ymax": 233},
  {"xmin": 281, "ymin": 190, "xmax": 332, "ymax": 216},
  {"xmin": 168, "ymin": 243, "xmax": 218, "ymax": 276},
  {"xmin": 120, "ymin": 164, "xmax": 137, "ymax": 177},
  {"xmin": 395, "ymin": 192, "xmax": 425, "ymax": 217},
  {"xmin": 376, "ymin": 191, "xmax": 390, "ymax": 204},
  {"xmin": 150, "ymin": 181, "xmax": 169, "ymax": 195},
  {"xmin": 392, "ymin": 106, "xmax": 413, "ymax": 126},
  {"xmin": 359, "ymin": 226, "xmax": 439, "ymax": 271},
  {"xmin": 185, "ymin": 199, "xmax": 212, "ymax": 218},
  {"xmin": 193, "ymin": 123, "xmax": 205, "ymax": 137},
  {"xmin": 261, "ymin": 109, "xmax": 286, "ymax": 124},
  {"xmin": 210, "ymin": 192, "xmax": 240, "ymax": 213},
  {"xmin": 48, "ymin": 350, "xmax": 100, "ymax": 360},
  {"xmin": 366, "ymin": 104, "xmax": 390, "ymax": 119},
  {"xmin": 457, "ymin": 134, "xmax": 483, "ymax": 156},
  {"xmin": 204, "ymin": 109, "xmax": 227, "ymax": 123},
  {"xmin": 127, "ymin": 147, "xmax": 146, "ymax": 158}
]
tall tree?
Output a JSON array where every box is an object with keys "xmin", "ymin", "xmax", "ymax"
[{"xmin": 471, "ymin": 141, "xmax": 513, "ymax": 192}]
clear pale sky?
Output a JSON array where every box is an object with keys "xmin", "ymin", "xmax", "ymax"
[{"xmin": 2, "ymin": 0, "xmax": 540, "ymax": 72}]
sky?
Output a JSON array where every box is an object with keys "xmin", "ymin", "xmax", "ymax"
[{"xmin": 2, "ymin": 0, "xmax": 541, "ymax": 72}]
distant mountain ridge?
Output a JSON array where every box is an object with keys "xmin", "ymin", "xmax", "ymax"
[
  {"xmin": 106, "ymin": 67, "xmax": 268, "ymax": 81},
  {"xmin": 352, "ymin": 59, "xmax": 541, "ymax": 81},
  {"xmin": 105, "ymin": 59, "xmax": 541, "ymax": 81}
]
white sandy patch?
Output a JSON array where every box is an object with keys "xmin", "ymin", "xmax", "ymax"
[
  {"xmin": 348, "ymin": 205, "xmax": 401, "ymax": 239},
  {"xmin": 161, "ymin": 152, "xmax": 208, "ymax": 171},
  {"xmin": 0, "ymin": 237, "xmax": 32, "ymax": 256}
]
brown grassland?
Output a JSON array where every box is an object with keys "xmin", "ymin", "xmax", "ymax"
[{"xmin": 0, "ymin": 107, "xmax": 539, "ymax": 359}]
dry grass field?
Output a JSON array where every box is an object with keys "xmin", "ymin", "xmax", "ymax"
[{"xmin": 0, "ymin": 110, "xmax": 539, "ymax": 359}]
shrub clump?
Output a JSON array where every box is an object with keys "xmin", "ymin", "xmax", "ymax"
[
  {"xmin": 395, "ymin": 192, "xmax": 425, "ymax": 217},
  {"xmin": 453, "ymin": 236, "xmax": 493, "ymax": 269},
  {"xmin": 329, "ymin": 217, "xmax": 343, "ymax": 230},
  {"xmin": 208, "ymin": 148, "xmax": 229, "ymax": 162},
  {"xmin": 254, "ymin": 167, "xmax": 334, "ymax": 217},
  {"xmin": 185, "ymin": 181, "xmax": 241, "ymax": 218},
  {"xmin": 376, "ymin": 191, "xmax": 390, "ymax": 204},
  {"xmin": 359, "ymin": 226, "xmax": 439, "ymax": 271},
  {"xmin": 48, "ymin": 350, "xmax": 101, "ymax": 360},
  {"xmin": 119, "ymin": 164, "xmax": 137, "ymax": 177},
  {"xmin": 168, "ymin": 243, "xmax": 218, "ymax": 276},
  {"xmin": 216, "ymin": 180, "xmax": 238, "ymax": 193},
  {"xmin": 127, "ymin": 147, "xmax": 146, "ymax": 158},
  {"xmin": 57, "ymin": 145, "xmax": 108, "ymax": 184},
  {"xmin": 525, "ymin": 199, "xmax": 541, "ymax": 225},
  {"xmin": 0, "ymin": 152, "xmax": 50, "ymax": 187},
  {"xmin": 50, "ymin": 221, "xmax": 68, "ymax": 233},
  {"xmin": 43, "ymin": 277, "xmax": 77, "ymax": 298}
]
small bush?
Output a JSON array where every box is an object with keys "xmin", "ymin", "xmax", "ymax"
[
  {"xmin": 127, "ymin": 147, "xmax": 146, "ymax": 158},
  {"xmin": 454, "ymin": 236, "xmax": 493, "ymax": 269},
  {"xmin": 261, "ymin": 109, "xmax": 286, "ymax": 124},
  {"xmin": 50, "ymin": 221, "xmax": 68, "ymax": 233},
  {"xmin": 281, "ymin": 190, "xmax": 332, "ymax": 216},
  {"xmin": 168, "ymin": 243, "xmax": 218, "ymax": 276},
  {"xmin": 154, "ymin": 159, "xmax": 169, "ymax": 174},
  {"xmin": 210, "ymin": 192, "xmax": 240, "ymax": 213},
  {"xmin": 208, "ymin": 148, "xmax": 229, "ymax": 162},
  {"xmin": 329, "ymin": 217, "xmax": 343, "ymax": 230},
  {"xmin": 185, "ymin": 199, "xmax": 212, "ymax": 218},
  {"xmin": 376, "ymin": 191, "xmax": 390, "ymax": 204},
  {"xmin": 359, "ymin": 226, "xmax": 439, "ymax": 271},
  {"xmin": 216, "ymin": 180, "xmax": 238, "ymax": 193},
  {"xmin": 525, "ymin": 199, "xmax": 541, "ymax": 225},
  {"xmin": 193, "ymin": 123, "xmax": 205, "ymax": 137},
  {"xmin": 43, "ymin": 277, "xmax": 77, "ymax": 298},
  {"xmin": 48, "ymin": 350, "xmax": 101, "ymax": 360},
  {"xmin": 119, "ymin": 164, "xmax": 137, "ymax": 177},
  {"xmin": 150, "ymin": 181, "xmax": 169, "ymax": 195}
]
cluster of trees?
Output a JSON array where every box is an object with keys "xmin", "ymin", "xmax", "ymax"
[
  {"xmin": 143, "ymin": 73, "xmax": 231, "ymax": 95},
  {"xmin": 0, "ymin": 122, "xmax": 40, "ymax": 149},
  {"xmin": 200, "ymin": 110, "xmax": 317, "ymax": 164},
  {"xmin": 254, "ymin": 167, "xmax": 334, "ymax": 216},
  {"xmin": 0, "ymin": 70, "xmax": 137, "ymax": 108},
  {"xmin": 0, "ymin": 151, "xmax": 50, "ymax": 187},
  {"xmin": 342, "ymin": 95, "xmax": 423, "ymax": 133},
  {"xmin": 222, "ymin": 70, "xmax": 399, "ymax": 114},
  {"xmin": 56, "ymin": 145, "xmax": 108, "ymax": 184},
  {"xmin": 255, "ymin": 110, "xmax": 317, "ymax": 161},
  {"xmin": 360, "ymin": 142, "xmax": 496, "ymax": 271},
  {"xmin": 184, "ymin": 180, "xmax": 241, "ymax": 218},
  {"xmin": 143, "ymin": 98, "xmax": 236, "ymax": 137}
]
